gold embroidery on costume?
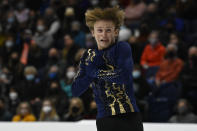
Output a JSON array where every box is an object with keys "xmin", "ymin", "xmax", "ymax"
[
  {"xmin": 122, "ymin": 84, "xmax": 134, "ymax": 112},
  {"xmin": 104, "ymin": 82, "xmax": 135, "ymax": 115},
  {"xmin": 105, "ymin": 82, "xmax": 116, "ymax": 115},
  {"xmin": 102, "ymin": 54, "xmax": 114, "ymax": 71},
  {"xmin": 85, "ymin": 49, "xmax": 96, "ymax": 65},
  {"xmin": 98, "ymin": 54, "xmax": 117, "ymax": 78}
]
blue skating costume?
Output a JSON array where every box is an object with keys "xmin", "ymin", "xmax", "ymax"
[{"xmin": 72, "ymin": 41, "xmax": 139, "ymax": 119}]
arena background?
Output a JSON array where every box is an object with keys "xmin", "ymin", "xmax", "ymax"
[{"xmin": 0, "ymin": 0, "xmax": 197, "ymax": 130}]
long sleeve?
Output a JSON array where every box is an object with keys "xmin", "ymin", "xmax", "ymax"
[
  {"xmin": 96, "ymin": 42, "xmax": 133, "ymax": 85},
  {"xmin": 71, "ymin": 51, "xmax": 94, "ymax": 97},
  {"xmin": 156, "ymin": 59, "xmax": 184, "ymax": 82}
]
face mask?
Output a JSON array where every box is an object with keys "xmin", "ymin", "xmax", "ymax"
[
  {"xmin": 91, "ymin": 0, "xmax": 98, "ymax": 6},
  {"xmin": 9, "ymin": 92, "xmax": 18, "ymax": 100},
  {"xmin": 132, "ymin": 70, "xmax": 141, "ymax": 79},
  {"xmin": 20, "ymin": 109, "xmax": 28, "ymax": 115},
  {"xmin": 37, "ymin": 25, "xmax": 45, "ymax": 32},
  {"xmin": 0, "ymin": 73, "xmax": 6, "ymax": 79},
  {"xmin": 66, "ymin": 71, "xmax": 76, "ymax": 79},
  {"xmin": 42, "ymin": 106, "xmax": 52, "ymax": 113},
  {"xmin": 25, "ymin": 74, "xmax": 35, "ymax": 81},
  {"xmin": 48, "ymin": 72, "xmax": 57, "ymax": 79},
  {"xmin": 166, "ymin": 51, "xmax": 176, "ymax": 58},
  {"xmin": 149, "ymin": 38, "xmax": 157, "ymax": 46},
  {"xmin": 7, "ymin": 17, "xmax": 15, "ymax": 23},
  {"xmin": 5, "ymin": 40, "xmax": 14, "ymax": 48},
  {"xmin": 72, "ymin": 106, "xmax": 79, "ymax": 113},
  {"xmin": 110, "ymin": 0, "xmax": 118, "ymax": 6},
  {"xmin": 178, "ymin": 106, "xmax": 188, "ymax": 115}
]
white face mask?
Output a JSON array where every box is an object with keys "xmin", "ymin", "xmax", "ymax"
[
  {"xmin": 91, "ymin": 0, "xmax": 99, "ymax": 6},
  {"xmin": 5, "ymin": 40, "xmax": 14, "ymax": 48},
  {"xmin": 132, "ymin": 70, "xmax": 141, "ymax": 79},
  {"xmin": 9, "ymin": 92, "xmax": 18, "ymax": 100},
  {"xmin": 149, "ymin": 38, "xmax": 158, "ymax": 46},
  {"xmin": 37, "ymin": 25, "xmax": 45, "ymax": 32},
  {"xmin": 20, "ymin": 109, "xmax": 28, "ymax": 115},
  {"xmin": 110, "ymin": 0, "xmax": 118, "ymax": 6},
  {"xmin": 66, "ymin": 71, "xmax": 76, "ymax": 79},
  {"xmin": 42, "ymin": 106, "xmax": 52, "ymax": 113}
]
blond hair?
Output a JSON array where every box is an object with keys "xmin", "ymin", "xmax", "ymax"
[
  {"xmin": 24, "ymin": 66, "xmax": 37, "ymax": 75},
  {"xmin": 85, "ymin": 6, "xmax": 125, "ymax": 30},
  {"xmin": 39, "ymin": 99, "xmax": 59, "ymax": 121},
  {"xmin": 16, "ymin": 102, "xmax": 32, "ymax": 115}
]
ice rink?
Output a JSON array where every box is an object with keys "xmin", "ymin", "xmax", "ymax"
[{"xmin": 0, "ymin": 120, "xmax": 197, "ymax": 131}]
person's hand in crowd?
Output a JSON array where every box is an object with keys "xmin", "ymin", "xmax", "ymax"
[{"xmin": 142, "ymin": 64, "xmax": 149, "ymax": 69}]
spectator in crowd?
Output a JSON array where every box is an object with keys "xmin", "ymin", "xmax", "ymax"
[
  {"xmin": 141, "ymin": 3, "xmax": 160, "ymax": 32},
  {"xmin": 14, "ymin": 2, "xmax": 30, "ymax": 24},
  {"xmin": 71, "ymin": 21, "xmax": 86, "ymax": 48},
  {"xmin": 8, "ymin": 88, "xmax": 20, "ymax": 115},
  {"xmin": 140, "ymin": 30, "xmax": 166, "ymax": 78},
  {"xmin": 46, "ymin": 48, "xmax": 61, "ymax": 67},
  {"xmin": 128, "ymin": 35, "xmax": 145, "ymax": 64},
  {"xmin": 154, "ymin": 44, "xmax": 183, "ymax": 87},
  {"xmin": 0, "ymin": 97, "xmax": 12, "ymax": 121},
  {"xmin": 60, "ymin": 66, "xmax": 77, "ymax": 98},
  {"xmin": 0, "ymin": 66, "xmax": 13, "ymax": 95},
  {"xmin": 3, "ymin": 10, "xmax": 18, "ymax": 33},
  {"xmin": 169, "ymin": 99, "xmax": 197, "ymax": 123},
  {"xmin": 125, "ymin": 0, "xmax": 147, "ymax": 29},
  {"xmin": 84, "ymin": 100, "xmax": 97, "ymax": 119},
  {"xmin": 159, "ymin": 6, "xmax": 184, "ymax": 32},
  {"xmin": 27, "ymin": 40, "xmax": 43, "ymax": 69},
  {"xmin": 16, "ymin": 66, "xmax": 44, "ymax": 102},
  {"xmin": 43, "ymin": 7, "xmax": 60, "ymax": 36},
  {"xmin": 0, "ymin": 35, "xmax": 19, "ymax": 65},
  {"xmin": 12, "ymin": 102, "xmax": 36, "ymax": 122},
  {"xmin": 44, "ymin": 65, "xmax": 60, "ymax": 86},
  {"xmin": 45, "ymin": 81, "xmax": 69, "ymax": 119},
  {"xmin": 147, "ymin": 44, "xmax": 184, "ymax": 122},
  {"xmin": 33, "ymin": 18, "xmax": 53, "ymax": 49},
  {"xmin": 39, "ymin": 99, "xmax": 59, "ymax": 121},
  {"xmin": 180, "ymin": 46, "xmax": 197, "ymax": 111},
  {"xmin": 61, "ymin": 34, "xmax": 80, "ymax": 66},
  {"xmin": 168, "ymin": 32, "xmax": 188, "ymax": 60},
  {"xmin": 7, "ymin": 52, "xmax": 24, "ymax": 84},
  {"xmin": 62, "ymin": 97, "xmax": 84, "ymax": 121}
]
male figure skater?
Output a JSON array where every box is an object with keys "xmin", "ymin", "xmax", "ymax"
[{"xmin": 72, "ymin": 6, "xmax": 143, "ymax": 131}]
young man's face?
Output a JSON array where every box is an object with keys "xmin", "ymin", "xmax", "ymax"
[{"xmin": 91, "ymin": 20, "xmax": 119, "ymax": 50}]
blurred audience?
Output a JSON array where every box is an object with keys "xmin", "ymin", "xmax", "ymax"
[
  {"xmin": 12, "ymin": 102, "xmax": 36, "ymax": 122},
  {"xmin": 39, "ymin": 99, "xmax": 59, "ymax": 121},
  {"xmin": 169, "ymin": 99, "xmax": 197, "ymax": 123}
]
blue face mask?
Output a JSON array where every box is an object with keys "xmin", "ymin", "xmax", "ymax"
[
  {"xmin": 8, "ymin": 17, "xmax": 15, "ymax": 23},
  {"xmin": 49, "ymin": 72, "xmax": 57, "ymax": 79},
  {"xmin": 26, "ymin": 74, "xmax": 35, "ymax": 81}
]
